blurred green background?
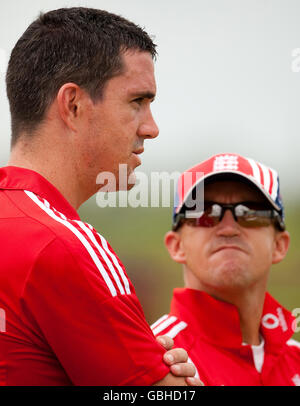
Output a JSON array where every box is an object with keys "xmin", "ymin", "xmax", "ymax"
[{"xmin": 79, "ymin": 196, "xmax": 300, "ymax": 342}]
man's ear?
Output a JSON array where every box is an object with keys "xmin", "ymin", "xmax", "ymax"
[
  {"xmin": 164, "ymin": 230, "xmax": 186, "ymax": 264},
  {"xmin": 272, "ymin": 230, "xmax": 290, "ymax": 265},
  {"xmin": 56, "ymin": 83, "xmax": 91, "ymax": 132}
]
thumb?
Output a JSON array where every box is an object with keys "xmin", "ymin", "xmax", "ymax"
[{"xmin": 156, "ymin": 335, "xmax": 174, "ymax": 350}]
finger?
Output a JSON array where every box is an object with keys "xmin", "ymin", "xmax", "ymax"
[
  {"xmin": 170, "ymin": 362, "xmax": 196, "ymax": 377},
  {"xmin": 163, "ymin": 347, "xmax": 188, "ymax": 365},
  {"xmin": 186, "ymin": 377, "xmax": 205, "ymax": 386},
  {"xmin": 156, "ymin": 335, "xmax": 174, "ymax": 350}
]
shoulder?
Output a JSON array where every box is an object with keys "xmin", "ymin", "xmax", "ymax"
[
  {"xmin": 29, "ymin": 226, "xmax": 133, "ymax": 301},
  {"xmin": 1, "ymin": 189, "xmax": 72, "ymax": 243},
  {"xmin": 2, "ymin": 189, "xmax": 133, "ymax": 300},
  {"xmin": 18, "ymin": 188, "xmax": 134, "ymax": 299},
  {"xmin": 151, "ymin": 314, "xmax": 188, "ymax": 339},
  {"xmin": 19, "ymin": 191, "xmax": 132, "ymax": 298}
]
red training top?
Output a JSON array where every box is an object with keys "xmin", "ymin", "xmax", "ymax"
[
  {"xmin": 0, "ymin": 166, "xmax": 169, "ymax": 386},
  {"xmin": 152, "ymin": 288, "xmax": 300, "ymax": 386}
]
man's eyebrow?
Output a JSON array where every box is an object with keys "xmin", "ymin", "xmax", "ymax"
[{"xmin": 130, "ymin": 91, "xmax": 156, "ymax": 101}]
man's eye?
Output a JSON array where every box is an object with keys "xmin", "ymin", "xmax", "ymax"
[{"xmin": 132, "ymin": 98, "xmax": 144, "ymax": 105}]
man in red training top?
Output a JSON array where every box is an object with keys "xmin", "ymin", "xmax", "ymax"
[
  {"xmin": 152, "ymin": 153, "xmax": 300, "ymax": 386},
  {"xmin": 0, "ymin": 7, "xmax": 201, "ymax": 386}
]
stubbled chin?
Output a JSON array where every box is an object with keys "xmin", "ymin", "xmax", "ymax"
[
  {"xmin": 211, "ymin": 259, "xmax": 254, "ymax": 286},
  {"xmin": 209, "ymin": 252, "xmax": 248, "ymax": 276}
]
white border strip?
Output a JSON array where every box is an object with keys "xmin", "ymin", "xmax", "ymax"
[
  {"xmin": 287, "ymin": 339, "xmax": 300, "ymax": 350},
  {"xmin": 188, "ymin": 357, "xmax": 200, "ymax": 380}
]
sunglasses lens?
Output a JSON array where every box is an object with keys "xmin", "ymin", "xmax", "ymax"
[
  {"xmin": 196, "ymin": 214, "xmax": 218, "ymax": 227},
  {"xmin": 179, "ymin": 203, "xmax": 278, "ymax": 229},
  {"xmin": 195, "ymin": 204, "xmax": 222, "ymax": 227},
  {"xmin": 235, "ymin": 205, "xmax": 273, "ymax": 228},
  {"xmin": 237, "ymin": 216, "xmax": 273, "ymax": 228}
]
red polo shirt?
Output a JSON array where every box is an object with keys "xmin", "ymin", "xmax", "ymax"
[
  {"xmin": 152, "ymin": 288, "xmax": 300, "ymax": 386},
  {"xmin": 0, "ymin": 166, "xmax": 169, "ymax": 386}
]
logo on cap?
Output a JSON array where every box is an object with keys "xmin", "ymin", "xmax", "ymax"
[{"xmin": 213, "ymin": 155, "xmax": 239, "ymax": 172}]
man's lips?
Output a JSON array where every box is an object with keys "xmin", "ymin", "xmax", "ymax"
[
  {"xmin": 133, "ymin": 148, "xmax": 144, "ymax": 155},
  {"xmin": 212, "ymin": 245, "xmax": 246, "ymax": 254},
  {"xmin": 132, "ymin": 148, "xmax": 144, "ymax": 165}
]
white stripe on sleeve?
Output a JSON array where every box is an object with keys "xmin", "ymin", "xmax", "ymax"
[
  {"xmin": 152, "ymin": 316, "xmax": 177, "ymax": 336},
  {"xmin": 74, "ymin": 220, "xmax": 126, "ymax": 295},
  {"xmin": 150, "ymin": 315, "xmax": 169, "ymax": 330},
  {"xmin": 97, "ymin": 233, "xmax": 131, "ymax": 295},
  {"xmin": 24, "ymin": 191, "xmax": 117, "ymax": 297},
  {"xmin": 164, "ymin": 321, "xmax": 187, "ymax": 338}
]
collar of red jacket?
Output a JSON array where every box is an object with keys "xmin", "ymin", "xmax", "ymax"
[
  {"xmin": 0, "ymin": 166, "xmax": 80, "ymax": 220},
  {"xmin": 171, "ymin": 288, "xmax": 296, "ymax": 352}
]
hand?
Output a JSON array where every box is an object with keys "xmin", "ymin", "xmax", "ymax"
[{"xmin": 156, "ymin": 335, "xmax": 204, "ymax": 386}]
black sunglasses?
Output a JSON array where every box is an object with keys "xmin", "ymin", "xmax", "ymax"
[{"xmin": 173, "ymin": 201, "xmax": 285, "ymax": 231}]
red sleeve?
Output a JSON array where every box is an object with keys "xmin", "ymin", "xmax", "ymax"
[{"xmin": 21, "ymin": 237, "xmax": 169, "ymax": 385}]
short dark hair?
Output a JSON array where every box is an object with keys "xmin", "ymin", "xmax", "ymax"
[{"xmin": 6, "ymin": 7, "xmax": 157, "ymax": 145}]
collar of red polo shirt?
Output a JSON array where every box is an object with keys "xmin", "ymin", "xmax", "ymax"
[
  {"xmin": 171, "ymin": 288, "xmax": 296, "ymax": 351},
  {"xmin": 0, "ymin": 166, "xmax": 79, "ymax": 220}
]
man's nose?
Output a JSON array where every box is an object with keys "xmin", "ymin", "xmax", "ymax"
[
  {"xmin": 138, "ymin": 108, "xmax": 159, "ymax": 139},
  {"xmin": 216, "ymin": 209, "xmax": 241, "ymax": 237}
]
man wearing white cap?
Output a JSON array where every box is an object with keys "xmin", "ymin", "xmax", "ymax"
[{"xmin": 152, "ymin": 153, "xmax": 300, "ymax": 386}]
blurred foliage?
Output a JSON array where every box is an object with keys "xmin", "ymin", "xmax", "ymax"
[{"xmin": 79, "ymin": 199, "xmax": 300, "ymax": 341}]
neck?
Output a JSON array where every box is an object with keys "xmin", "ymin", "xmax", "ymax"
[
  {"xmin": 232, "ymin": 290, "xmax": 265, "ymax": 345},
  {"xmin": 8, "ymin": 136, "xmax": 86, "ymax": 210},
  {"xmin": 184, "ymin": 271, "xmax": 268, "ymax": 346},
  {"xmin": 209, "ymin": 289, "xmax": 265, "ymax": 345}
]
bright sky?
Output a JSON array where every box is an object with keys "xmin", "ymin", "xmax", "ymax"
[{"xmin": 1, "ymin": 0, "xmax": 300, "ymax": 200}]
